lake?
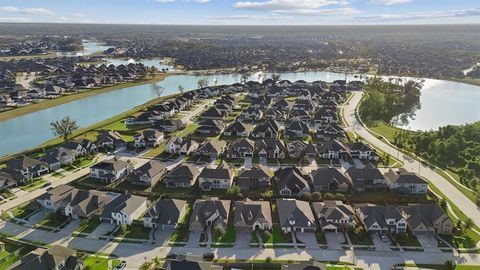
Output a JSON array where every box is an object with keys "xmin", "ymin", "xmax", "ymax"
[{"xmin": 0, "ymin": 41, "xmax": 478, "ymax": 156}]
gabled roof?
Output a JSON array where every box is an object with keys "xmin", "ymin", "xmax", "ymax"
[
  {"xmin": 189, "ymin": 198, "xmax": 230, "ymax": 227},
  {"xmin": 276, "ymin": 199, "xmax": 315, "ymax": 228},
  {"xmin": 90, "ymin": 159, "xmax": 128, "ymax": 172},
  {"xmin": 100, "ymin": 194, "xmax": 147, "ymax": 218},
  {"xmin": 144, "ymin": 199, "xmax": 187, "ymax": 225},
  {"xmin": 238, "ymin": 166, "xmax": 271, "ymax": 180},
  {"xmin": 310, "ymin": 167, "xmax": 351, "ymax": 187},
  {"xmin": 234, "ymin": 199, "xmax": 272, "ymax": 227},
  {"xmin": 275, "ymin": 167, "xmax": 310, "ymax": 193},
  {"xmin": 385, "ymin": 169, "xmax": 427, "ymax": 185}
]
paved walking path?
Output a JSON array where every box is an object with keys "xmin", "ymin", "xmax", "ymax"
[{"xmin": 342, "ymin": 91, "xmax": 480, "ymax": 228}]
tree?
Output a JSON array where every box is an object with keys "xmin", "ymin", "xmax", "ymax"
[
  {"xmin": 214, "ymin": 225, "xmax": 225, "ymax": 237},
  {"xmin": 178, "ymin": 85, "xmax": 184, "ymax": 94},
  {"xmin": 271, "ymin": 73, "xmax": 281, "ymax": 83},
  {"xmin": 240, "ymin": 73, "xmax": 249, "ymax": 84},
  {"xmin": 322, "ymin": 192, "xmax": 334, "ymax": 200},
  {"xmin": 50, "ymin": 116, "xmax": 79, "ymax": 142},
  {"xmin": 151, "ymin": 83, "xmax": 164, "ymax": 99},
  {"xmin": 226, "ymin": 185, "xmax": 242, "ymax": 197},
  {"xmin": 311, "ymin": 192, "xmax": 322, "ymax": 201},
  {"xmin": 197, "ymin": 78, "xmax": 208, "ymax": 89},
  {"xmin": 465, "ymin": 218, "xmax": 473, "ymax": 229}
]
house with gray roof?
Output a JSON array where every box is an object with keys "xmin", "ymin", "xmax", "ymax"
[
  {"xmin": 7, "ymin": 155, "xmax": 49, "ymax": 180},
  {"xmin": 100, "ymin": 194, "xmax": 148, "ymax": 226},
  {"xmin": 11, "ymin": 245, "xmax": 82, "ymax": 270},
  {"xmin": 309, "ymin": 167, "xmax": 351, "ymax": 192},
  {"xmin": 226, "ymin": 138, "xmax": 254, "ymax": 158},
  {"xmin": 276, "ymin": 199, "xmax": 316, "ymax": 232},
  {"xmin": 385, "ymin": 168, "xmax": 428, "ymax": 194},
  {"xmin": 223, "ymin": 121, "xmax": 252, "ymax": 137},
  {"xmin": 160, "ymin": 259, "xmax": 223, "ymax": 270},
  {"xmin": 287, "ymin": 140, "xmax": 317, "ymax": 159},
  {"xmin": 281, "ymin": 261, "xmax": 326, "ymax": 270},
  {"xmin": 346, "ymin": 165, "xmax": 386, "ymax": 192},
  {"xmin": 234, "ymin": 199, "xmax": 272, "ymax": 232},
  {"xmin": 237, "ymin": 166, "xmax": 271, "ymax": 191},
  {"xmin": 198, "ymin": 163, "xmax": 234, "ymax": 191},
  {"xmin": 189, "ymin": 198, "xmax": 231, "ymax": 231},
  {"xmin": 166, "ymin": 137, "xmax": 199, "ymax": 155},
  {"xmin": 41, "ymin": 147, "xmax": 76, "ymax": 171},
  {"xmin": 96, "ymin": 130, "xmax": 127, "ymax": 149},
  {"xmin": 143, "ymin": 199, "xmax": 187, "ymax": 230},
  {"xmin": 275, "ymin": 167, "xmax": 311, "ymax": 196},
  {"xmin": 163, "ymin": 163, "xmax": 199, "ymax": 188},
  {"xmin": 127, "ymin": 160, "xmax": 166, "ymax": 187},
  {"xmin": 89, "ymin": 159, "xmax": 130, "ymax": 183},
  {"xmin": 347, "ymin": 142, "xmax": 379, "ymax": 161},
  {"xmin": 255, "ymin": 138, "xmax": 287, "ymax": 159},
  {"xmin": 196, "ymin": 140, "xmax": 227, "ymax": 158},
  {"xmin": 313, "ymin": 200, "xmax": 356, "ymax": 233},
  {"xmin": 355, "ymin": 204, "xmax": 407, "ymax": 234},
  {"xmin": 401, "ymin": 203, "xmax": 452, "ymax": 236}
]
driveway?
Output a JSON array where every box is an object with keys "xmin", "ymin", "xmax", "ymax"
[
  {"xmin": 372, "ymin": 233, "xmax": 391, "ymax": 251},
  {"xmin": 153, "ymin": 228, "xmax": 174, "ymax": 245},
  {"xmin": 186, "ymin": 228, "xmax": 201, "ymax": 247},
  {"xmin": 89, "ymin": 222, "xmax": 116, "ymax": 238},
  {"xmin": 325, "ymin": 232, "xmax": 345, "ymax": 250},
  {"xmin": 417, "ymin": 235, "xmax": 440, "ymax": 252},
  {"xmin": 24, "ymin": 211, "xmax": 45, "ymax": 226},
  {"xmin": 296, "ymin": 232, "xmax": 318, "ymax": 249},
  {"xmin": 235, "ymin": 230, "xmax": 251, "ymax": 248}
]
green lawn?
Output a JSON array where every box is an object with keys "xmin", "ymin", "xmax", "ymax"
[
  {"xmin": 142, "ymin": 143, "xmax": 166, "ymax": 158},
  {"xmin": 390, "ymin": 232, "xmax": 421, "ymax": 247},
  {"xmin": 213, "ymin": 224, "xmax": 236, "ymax": 243},
  {"xmin": 115, "ymin": 224, "xmax": 150, "ymax": 239},
  {"xmin": 20, "ymin": 178, "xmax": 46, "ymax": 191},
  {"xmin": 170, "ymin": 226, "xmax": 189, "ymax": 242},
  {"xmin": 38, "ymin": 212, "xmax": 69, "ymax": 228},
  {"xmin": 10, "ymin": 204, "xmax": 36, "ymax": 219},
  {"xmin": 75, "ymin": 218, "xmax": 101, "ymax": 234},
  {"xmin": 173, "ymin": 124, "xmax": 199, "ymax": 138},
  {"xmin": 82, "ymin": 256, "xmax": 110, "ymax": 270},
  {"xmin": 73, "ymin": 156, "xmax": 95, "ymax": 167},
  {"xmin": 440, "ymin": 232, "xmax": 479, "ymax": 249},
  {"xmin": 0, "ymin": 190, "xmax": 15, "ymax": 199},
  {"xmin": 265, "ymin": 227, "xmax": 292, "ymax": 244},
  {"xmin": 348, "ymin": 229, "xmax": 373, "ymax": 246},
  {"xmin": 367, "ymin": 121, "xmax": 406, "ymax": 143}
]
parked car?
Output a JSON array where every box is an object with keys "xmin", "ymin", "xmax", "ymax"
[
  {"xmin": 43, "ymin": 182, "xmax": 52, "ymax": 188},
  {"xmin": 114, "ymin": 261, "xmax": 126, "ymax": 270},
  {"xmin": 203, "ymin": 252, "xmax": 215, "ymax": 261},
  {"xmin": 381, "ymin": 235, "xmax": 387, "ymax": 242}
]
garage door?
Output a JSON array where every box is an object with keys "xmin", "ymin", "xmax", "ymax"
[{"xmin": 415, "ymin": 230, "xmax": 427, "ymax": 236}]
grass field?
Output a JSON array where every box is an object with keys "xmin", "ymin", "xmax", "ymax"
[
  {"xmin": 214, "ymin": 225, "xmax": 236, "ymax": 244},
  {"xmin": 265, "ymin": 227, "xmax": 292, "ymax": 244}
]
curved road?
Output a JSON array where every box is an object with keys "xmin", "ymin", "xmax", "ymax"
[{"xmin": 343, "ymin": 91, "xmax": 480, "ymax": 227}]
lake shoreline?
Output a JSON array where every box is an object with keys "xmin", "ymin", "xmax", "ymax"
[{"xmin": 0, "ymin": 73, "xmax": 172, "ymax": 122}]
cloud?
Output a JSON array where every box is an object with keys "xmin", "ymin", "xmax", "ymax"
[
  {"xmin": 369, "ymin": 0, "xmax": 412, "ymax": 5},
  {"xmin": 190, "ymin": 0, "xmax": 211, "ymax": 2},
  {"xmin": 155, "ymin": 0, "xmax": 210, "ymax": 3},
  {"xmin": 233, "ymin": 0, "xmax": 358, "ymax": 16},
  {"xmin": 0, "ymin": 17, "xmax": 32, "ymax": 22},
  {"xmin": 0, "ymin": 6, "xmax": 54, "ymax": 15},
  {"xmin": 155, "ymin": 0, "xmax": 176, "ymax": 2},
  {"xmin": 356, "ymin": 8, "xmax": 480, "ymax": 21}
]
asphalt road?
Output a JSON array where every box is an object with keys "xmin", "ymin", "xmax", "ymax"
[{"xmin": 342, "ymin": 91, "xmax": 480, "ymax": 227}]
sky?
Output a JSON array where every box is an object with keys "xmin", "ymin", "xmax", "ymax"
[{"xmin": 0, "ymin": 0, "xmax": 479, "ymax": 25}]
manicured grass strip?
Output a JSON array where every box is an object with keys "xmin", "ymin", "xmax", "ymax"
[
  {"xmin": 265, "ymin": 227, "xmax": 292, "ymax": 244},
  {"xmin": 75, "ymin": 218, "xmax": 101, "ymax": 234},
  {"xmin": 213, "ymin": 224, "xmax": 236, "ymax": 244},
  {"xmin": 19, "ymin": 178, "xmax": 46, "ymax": 191},
  {"xmin": 38, "ymin": 212, "xmax": 69, "ymax": 228},
  {"xmin": 82, "ymin": 256, "xmax": 110, "ymax": 270}
]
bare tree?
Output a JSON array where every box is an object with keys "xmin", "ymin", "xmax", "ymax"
[
  {"xmin": 241, "ymin": 73, "xmax": 249, "ymax": 84},
  {"xmin": 151, "ymin": 83, "xmax": 164, "ymax": 99},
  {"xmin": 50, "ymin": 116, "xmax": 79, "ymax": 142}
]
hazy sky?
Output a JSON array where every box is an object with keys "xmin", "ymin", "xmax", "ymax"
[{"xmin": 0, "ymin": 0, "xmax": 478, "ymax": 25}]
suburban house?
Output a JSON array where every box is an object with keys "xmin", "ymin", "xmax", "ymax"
[
  {"xmin": 61, "ymin": 138, "xmax": 97, "ymax": 157},
  {"xmin": 236, "ymin": 166, "xmax": 271, "ymax": 191},
  {"xmin": 196, "ymin": 140, "xmax": 227, "ymax": 158},
  {"xmin": 234, "ymin": 199, "xmax": 272, "ymax": 232},
  {"xmin": 275, "ymin": 167, "xmax": 311, "ymax": 196},
  {"xmin": 165, "ymin": 137, "xmax": 199, "ymax": 155},
  {"xmin": 197, "ymin": 163, "xmax": 234, "ymax": 191},
  {"xmin": 385, "ymin": 169, "xmax": 428, "ymax": 194},
  {"xmin": 41, "ymin": 147, "xmax": 76, "ymax": 171},
  {"xmin": 287, "ymin": 140, "xmax": 317, "ymax": 159},
  {"xmin": 315, "ymin": 124, "xmax": 345, "ymax": 141},
  {"xmin": 200, "ymin": 107, "xmax": 226, "ymax": 120},
  {"xmin": 189, "ymin": 198, "xmax": 231, "ymax": 231},
  {"xmin": 355, "ymin": 204, "xmax": 407, "ymax": 234},
  {"xmin": 347, "ymin": 142, "xmax": 379, "ymax": 161},
  {"xmin": 238, "ymin": 107, "xmax": 263, "ymax": 121},
  {"xmin": 313, "ymin": 108, "xmax": 338, "ymax": 126},
  {"xmin": 7, "ymin": 155, "xmax": 49, "ymax": 180},
  {"xmin": 264, "ymin": 109, "xmax": 286, "ymax": 121},
  {"xmin": 226, "ymin": 138, "xmax": 254, "ymax": 158},
  {"xmin": 100, "ymin": 194, "xmax": 148, "ymax": 226},
  {"xmin": 162, "ymin": 163, "xmax": 199, "ymax": 188},
  {"xmin": 289, "ymin": 110, "xmax": 311, "ymax": 123},
  {"xmin": 277, "ymin": 199, "xmax": 316, "ymax": 232},
  {"xmin": 96, "ymin": 130, "xmax": 127, "ymax": 149},
  {"xmin": 0, "ymin": 171, "xmax": 19, "ymax": 191},
  {"xmin": 196, "ymin": 119, "xmax": 226, "ymax": 135},
  {"xmin": 346, "ymin": 166, "xmax": 386, "ymax": 192},
  {"xmin": 143, "ymin": 199, "xmax": 187, "ymax": 230},
  {"xmin": 37, "ymin": 185, "xmax": 114, "ymax": 219},
  {"xmin": 223, "ymin": 122, "xmax": 252, "ymax": 137},
  {"xmin": 309, "ymin": 167, "xmax": 351, "ymax": 192},
  {"xmin": 255, "ymin": 138, "xmax": 287, "ymax": 159},
  {"xmin": 251, "ymin": 120, "xmax": 279, "ymax": 138},
  {"xmin": 272, "ymin": 98, "xmax": 291, "ymax": 111},
  {"xmin": 160, "ymin": 259, "xmax": 224, "ymax": 270},
  {"xmin": 131, "ymin": 129, "xmax": 164, "ymax": 148},
  {"xmin": 126, "ymin": 160, "xmax": 166, "ymax": 187},
  {"xmin": 284, "ymin": 121, "xmax": 310, "ymax": 139},
  {"xmin": 11, "ymin": 245, "xmax": 83, "ymax": 270},
  {"xmin": 400, "ymin": 203, "xmax": 453, "ymax": 236},
  {"xmin": 89, "ymin": 159, "xmax": 130, "ymax": 183},
  {"xmin": 154, "ymin": 119, "xmax": 184, "ymax": 133},
  {"xmin": 313, "ymin": 200, "xmax": 356, "ymax": 233},
  {"xmin": 316, "ymin": 140, "xmax": 349, "ymax": 159}
]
